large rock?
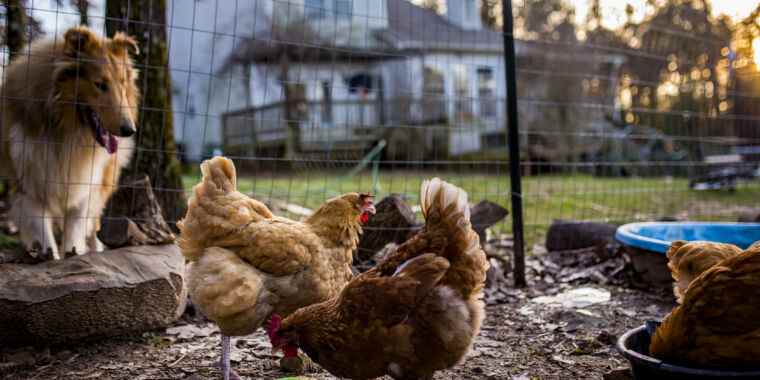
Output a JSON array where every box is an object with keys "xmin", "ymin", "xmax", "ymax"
[{"xmin": 0, "ymin": 244, "xmax": 186, "ymax": 346}]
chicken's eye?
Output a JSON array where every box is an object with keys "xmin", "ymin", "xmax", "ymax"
[{"xmin": 95, "ymin": 81, "xmax": 109, "ymax": 92}]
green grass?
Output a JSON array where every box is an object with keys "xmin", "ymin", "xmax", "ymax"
[
  {"xmin": 0, "ymin": 232, "xmax": 21, "ymax": 249},
  {"xmin": 182, "ymin": 169, "xmax": 760, "ymax": 251}
]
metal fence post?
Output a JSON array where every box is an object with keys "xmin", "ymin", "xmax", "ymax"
[{"xmin": 501, "ymin": 0, "xmax": 526, "ymax": 288}]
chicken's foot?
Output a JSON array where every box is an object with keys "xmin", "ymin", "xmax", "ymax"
[{"xmin": 219, "ymin": 335, "xmax": 242, "ymax": 380}]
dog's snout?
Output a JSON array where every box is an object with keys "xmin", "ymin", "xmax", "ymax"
[{"xmin": 119, "ymin": 120, "xmax": 136, "ymax": 137}]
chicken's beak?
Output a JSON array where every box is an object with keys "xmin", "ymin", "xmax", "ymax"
[
  {"xmin": 359, "ymin": 196, "xmax": 376, "ymax": 224},
  {"xmin": 270, "ymin": 336, "xmax": 290, "ymax": 355},
  {"xmin": 362, "ymin": 203, "xmax": 377, "ymax": 215}
]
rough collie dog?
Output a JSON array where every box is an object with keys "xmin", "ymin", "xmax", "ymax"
[{"xmin": 0, "ymin": 26, "xmax": 140, "ymax": 259}]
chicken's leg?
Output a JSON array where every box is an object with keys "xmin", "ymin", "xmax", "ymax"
[{"xmin": 219, "ymin": 335, "xmax": 241, "ymax": 380}]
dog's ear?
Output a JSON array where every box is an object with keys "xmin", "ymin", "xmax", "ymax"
[
  {"xmin": 110, "ymin": 32, "xmax": 140, "ymax": 56},
  {"xmin": 53, "ymin": 63, "xmax": 84, "ymax": 86},
  {"xmin": 49, "ymin": 62, "xmax": 83, "ymax": 122},
  {"xmin": 63, "ymin": 26, "xmax": 98, "ymax": 58},
  {"xmin": 53, "ymin": 62, "xmax": 86, "ymax": 89}
]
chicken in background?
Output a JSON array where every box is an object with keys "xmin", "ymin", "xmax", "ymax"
[
  {"xmin": 665, "ymin": 240, "xmax": 742, "ymax": 303},
  {"xmin": 177, "ymin": 156, "xmax": 376, "ymax": 380},
  {"xmin": 650, "ymin": 241, "xmax": 760, "ymax": 368},
  {"xmin": 267, "ymin": 178, "xmax": 489, "ymax": 380}
]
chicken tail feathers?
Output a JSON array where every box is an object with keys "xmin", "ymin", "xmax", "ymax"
[
  {"xmin": 420, "ymin": 178, "xmax": 470, "ymax": 224},
  {"xmin": 199, "ymin": 156, "xmax": 238, "ymax": 196},
  {"xmin": 178, "ymin": 157, "xmax": 273, "ymax": 261},
  {"xmin": 419, "ymin": 178, "xmax": 488, "ymax": 300}
]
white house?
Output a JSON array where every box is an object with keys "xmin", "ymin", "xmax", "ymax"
[
  {"xmin": 214, "ymin": 0, "xmax": 511, "ymax": 161},
  {"xmin": 171, "ymin": 0, "xmax": 625, "ymax": 162}
]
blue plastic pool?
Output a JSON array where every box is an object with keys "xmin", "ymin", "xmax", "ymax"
[{"xmin": 615, "ymin": 222, "xmax": 760, "ymax": 254}]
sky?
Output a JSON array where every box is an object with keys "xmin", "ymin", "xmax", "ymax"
[
  {"xmin": 568, "ymin": 0, "xmax": 758, "ymax": 30},
  {"xmin": 26, "ymin": 0, "xmax": 760, "ymax": 37},
  {"xmin": 25, "ymin": 0, "xmax": 106, "ymax": 36},
  {"xmin": 408, "ymin": 0, "xmax": 759, "ymax": 30}
]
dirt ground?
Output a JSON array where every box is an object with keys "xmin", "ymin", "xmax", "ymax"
[{"xmin": 1, "ymin": 244, "xmax": 674, "ymax": 380}]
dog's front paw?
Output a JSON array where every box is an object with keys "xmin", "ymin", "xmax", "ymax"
[
  {"xmin": 28, "ymin": 241, "xmax": 60, "ymax": 261},
  {"xmin": 65, "ymin": 245, "xmax": 87, "ymax": 257},
  {"xmin": 63, "ymin": 238, "xmax": 88, "ymax": 257},
  {"xmin": 88, "ymin": 236, "xmax": 105, "ymax": 252}
]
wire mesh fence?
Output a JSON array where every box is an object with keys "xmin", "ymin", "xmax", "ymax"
[
  {"xmin": 512, "ymin": 0, "xmax": 760, "ymax": 253},
  {"xmin": 2, "ymin": 0, "xmax": 760, "ymax": 379},
  {"xmin": 168, "ymin": 0, "xmax": 517, "ymax": 265},
  {"xmin": 0, "ymin": 0, "xmax": 758, "ymax": 272}
]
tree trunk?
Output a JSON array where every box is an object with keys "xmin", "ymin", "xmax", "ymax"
[
  {"xmin": 280, "ymin": 53, "xmax": 301, "ymax": 161},
  {"xmin": 243, "ymin": 62, "xmax": 252, "ymax": 108},
  {"xmin": 2, "ymin": 0, "xmax": 27, "ymax": 197},
  {"xmin": 72, "ymin": 0, "xmax": 89, "ymax": 26},
  {"xmin": 105, "ymin": 0, "xmax": 186, "ymax": 228},
  {"xmin": 4, "ymin": 0, "xmax": 26, "ymax": 60}
]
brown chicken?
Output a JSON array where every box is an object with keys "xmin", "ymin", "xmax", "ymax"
[
  {"xmin": 650, "ymin": 241, "xmax": 760, "ymax": 368},
  {"xmin": 177, "ymin": 156, "xmax": 376, "ymax": 380},
  {"xmin": 267, "ymin": 178, "xmax": 489, "ymax": 380},
  {"xmin": 665, "ymin": 240, "xmax": 742, "ymax": 303}
]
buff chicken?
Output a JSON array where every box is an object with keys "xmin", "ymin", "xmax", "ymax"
[
  {"xmin": 177, "ymin": 156, "xmax": 375, "ymax": 380},
  {"xmin": 665, "ymin": 240, "xmax": 742, "ymax": 303},
  {"xmin": 650, "ymin": 241, "xmax": 760, "ymax": 368},
  {"xmin": 267, "ymin": 178, "xmax": 489, "ymax": 380}
]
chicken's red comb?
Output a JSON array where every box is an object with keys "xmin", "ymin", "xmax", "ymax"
[
  {"xmin": 266, "ymin": 314, "xmax": 283, "ymax": 342},
  {"xmin": 268, "ymin": 314, "xmax": 282, "ymax": 330}
]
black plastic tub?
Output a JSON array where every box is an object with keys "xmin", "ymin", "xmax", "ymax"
[{"xmin": 617, "ymin": 323, "xmax": 760, "ymax": 379}]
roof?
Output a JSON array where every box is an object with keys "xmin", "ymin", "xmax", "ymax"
[
  {"xmin": 222, "ymin": 0, "xmax": 625, "ymax": 69},
  {"xmin": 224, "ymin": 0, "xmax": 504, "ymax": 69},
  {"xmin": 380, "ymin": 0, "xmax": 503, "ymax": 52}
]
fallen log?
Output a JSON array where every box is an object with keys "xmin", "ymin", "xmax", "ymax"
[
  {"xmin": 545, "ymin": 220, "xmax": 618, "ymax": 252},
  {"xmin": 738, "ymin": 209, "xmax": 760, "ymax": 223},
  {"xmin": 356, "ymin": 194, "xmax": 420, "ymax": 261},
  {"xmin": 356, "ymin": 197, "xmax": 509, "ymax": 262},
  {"xmin": 98, "ymin": 175, "xmax": 175, "ymax": 248},
  {"xmin": 470, "ymin": 200, "xmax": 509, "ymax": 243}
]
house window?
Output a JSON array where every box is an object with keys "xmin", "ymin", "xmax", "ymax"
[
  {"xmin": 347, "ymin": 73, "xmax": 373, "ymax": 96},
  {"xmin": 321, "ymin": 80, "xmax": 333, "ymax": 124},
  {"xmin": 477, "ymin": 67, "xmax": 497, "ymax": 118},
  {"xmin": 423, "ymin": 66, "xmax": 446, "ymax": 122},
  {"xmin": 335, "ymin": 0, "xmax": 352, "ymax": 19},
  {"xmin": 305, "ymin": 0, "xmax": 326, "ymax": 18},
  {"xmin": 454, "ymin": 64, "xmax": 471, "ymax": 122}
]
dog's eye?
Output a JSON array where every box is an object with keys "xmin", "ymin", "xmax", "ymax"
[{"xmin": 95, "ymin": 82, "xmax": 109, "ymax": 92}]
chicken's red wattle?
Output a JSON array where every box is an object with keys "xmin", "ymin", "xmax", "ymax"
[{"xmin": 283, "ymin": 344, "xmax": 299, "ymax": 358}]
